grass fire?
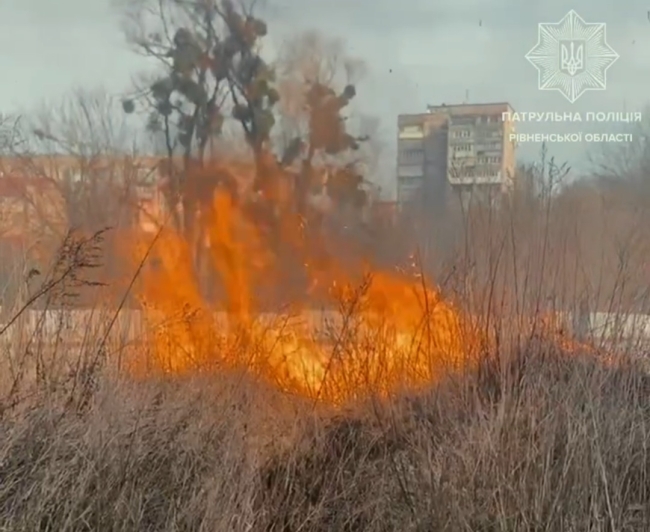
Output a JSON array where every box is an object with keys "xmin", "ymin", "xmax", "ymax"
[
  {"xmin": 126, "ymin": 174, "xmax": 478, "ymax": 403},
  {"xmin": 0, "ymin": 0, "xmax": 650, "ymax": 530}
]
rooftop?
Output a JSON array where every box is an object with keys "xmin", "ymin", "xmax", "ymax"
[
  {"xmin": 427, "ymin": 102, "xmax": 512, "ymax": 110},
  {"xmin": 398, "ymin": 102, "xmax": 514, "ymax": 121}
]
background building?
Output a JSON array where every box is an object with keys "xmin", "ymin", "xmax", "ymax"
[{"xmin": 396, "ymin": 102, "xmax": 516, "ymax": 212}]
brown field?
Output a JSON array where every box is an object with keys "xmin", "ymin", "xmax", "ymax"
[{"xmin": 1, "ymin": 290, "xmax": 650, "ymax": 531}]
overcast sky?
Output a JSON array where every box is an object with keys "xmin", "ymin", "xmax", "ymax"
[{"xmin": 1, "ymin": 0, "xmax": 649, "ymax": 195}]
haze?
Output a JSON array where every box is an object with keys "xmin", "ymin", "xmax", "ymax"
[{"xmin": 1, "ymin": 0, "xmax": 648, "ymax": 192}]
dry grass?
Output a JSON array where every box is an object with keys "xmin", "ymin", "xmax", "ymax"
[
  {"xmin": 0, "ymin": 337, "xmax": 649, "ymax": 531},
  {"xmin": 2, "ymin": 157, "xmax": 650, "ymax": 530}
]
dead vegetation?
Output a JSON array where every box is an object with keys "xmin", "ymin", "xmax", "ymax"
[
  {"xmin": 0, "ymin": 339, "xmax": 649, "ymax": 531},
  {"xmin": 1, "ymin": 2, "xmax": 650, "ymax": 530},
  {"xmin": 1, "ymin": 150, "xmax": 650, "ymax": 530}
]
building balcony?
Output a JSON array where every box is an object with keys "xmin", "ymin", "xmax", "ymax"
[{"xmin": 448, "ymin": 173, "xmax": 503, "ymax": 185}]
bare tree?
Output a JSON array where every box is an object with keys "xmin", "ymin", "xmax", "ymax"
[
  {"xmin": 587, "ymin": 107, "xmax": 650, "ymax": 186},
  {"xmin": 353, "ymin": 114, "xmax": 383, "ymax": 182},
  {"xmin": 0, "ymin": 87, "xmax": 161, "ymax": 313},
  {"xmin": 116, "ymin": 0, "xmax": 281, "ymax": 239},
  {"xmin": 113, "ymin": 2, "xmax": 373, "ymax": 287},
  {"xmin": 274, "ymin": 30, "xmax": 370, "ymax": 218},
  {"xmin": 0, "ymin": 113, "xmax": 40, "ymax": 316},
  {"xmin": 12, "ymin": 87, "xmax": 152, "ymax": 233},
  {"xmin": 0, "ymin": 113, "xmax": 22, "ymax": 155},
  {"xmin": 275, "ymin": 29, "xmax": 366, "ymax": 135}
]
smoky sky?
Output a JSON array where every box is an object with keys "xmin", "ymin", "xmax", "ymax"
[{"xmin": 1, "ymin": 0, "xmax": 649, "ymax": 196}]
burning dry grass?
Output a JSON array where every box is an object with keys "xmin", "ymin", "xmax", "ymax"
[
  {"xmin": 2, "ymin": 157, "xmax": 650, "ymax": 530},
  {"xmin": 123, "ymin": 182, "xmax": 482, "ymax": 404},
  {"xmin": 130, "ymin": 274, "xmax": 476, "ymax": 404},
  {"xmin": 0, "ymin": 340, "xmax": 649, "ymax": 531}
]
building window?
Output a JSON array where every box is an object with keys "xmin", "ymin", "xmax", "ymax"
[
  {"xmin": 398, "ymin": 165, "xmax": 424, "ymax": 178},
  {"xmin": 453, "ymin": 144, "xmax": 472, "ymax": 152},
  {"xmin": 478, "ymin": 156, "xmax": 501, "ymax": 164},
  {"xmin": 398, "ymin": 125, "xmax": 424, "ymax": 139},
  {"xmin": 403, "ymin": 148, "xmax": 423, "ymax": 159},
  {"xmin": 459, "ymin": 166, "xmax": 475, "ymax": 177},
  {"xmin": 477, "ymin": 142, "xmax": 500, "ymax": 151}
]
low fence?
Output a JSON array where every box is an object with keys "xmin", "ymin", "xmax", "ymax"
[
  {"xmin": 0, "ymin": 309, "xmax": 146, "ymax": 346},
  {"xmin": 567, "ymin": 311, "xmax": 650, "ymax": 349},
  {"xmin": 0, "ymin": 308, "xmax": 346, "ymax": 347},
  {"xmin": 1, "ymin": 308, "xmax": 650, "ymax": 350}
]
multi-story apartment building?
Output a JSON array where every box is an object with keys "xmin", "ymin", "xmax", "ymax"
[{"xmin": 396, "ymin": 102, "xmax": 516, "ymax": 211}]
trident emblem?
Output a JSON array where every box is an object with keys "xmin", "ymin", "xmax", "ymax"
[
  {"xmin": 560, "ymin": 40, "xmax": 584, "ymax": 76},
  {"xmin": 526, "ymin": 10, "xmax": 618, "ymax": 102}
]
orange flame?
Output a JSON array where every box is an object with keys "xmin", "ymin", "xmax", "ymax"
[{"xmin": 124, "ymin": 161, "xmax": 482, "ymax": 404}]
